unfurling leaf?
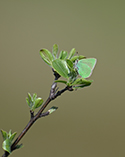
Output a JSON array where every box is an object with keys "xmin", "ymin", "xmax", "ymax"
[
  {"xmin": 15, "ymin": 144, "xmax": 23, "ymax": 149},
  {"xmin": 9, "ymin": 132, "xmax": 17, "ymax": 142},
  {"xmin": 52, "ymin": 44, "xmax": 58, "ymax": 58},
  {"xmin": 48, "ymin": 106, "xmax": 58, "ymax": 114},
  {"xmin": 2, "ymin": 139, "xmax": 11, "ymax": 154},
  {"xmin": 1, "ymin": 130, "xmax": 8, "ymax": 140},
  {"xmin": 1, "ymin": 130, "xmax": 18, "ymax": 154},
  {"xmin": 59, "ymin": 51, "xmax": 68, "ymax": 60},
  {"xmin": 33, "ymin": 98, "xmax": 43, "ymax": 109},
  {"xmin": 67, "ymin": 48, "xmax": 76, "ymax": 59}
]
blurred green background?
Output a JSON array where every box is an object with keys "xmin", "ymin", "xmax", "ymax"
[{"xmin": 0, "ymin": 1, "xmax": 125, "ymax": 157}]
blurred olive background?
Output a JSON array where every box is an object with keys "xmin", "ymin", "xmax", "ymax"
[{"xmin": 0, "ymin": 0, "xmax": 125, "ymax": 157}]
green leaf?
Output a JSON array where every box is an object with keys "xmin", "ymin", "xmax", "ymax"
[
  {"xmin": 26, "ymin": 93, "xmax": 33, "ymax": 107},
  {"xmin": 8, "ymin": 130, "xmax": 12, "ymax": 138},
  {"xmin": 71, "ymin": 78, "xmax": 92, "ymax": 89},
  {"xmin": 1, "ymin": 130, "xmax": 8, "ymax": 140},
  {"xmin": 39, "ymin": 52, "xmax": 52, "ymax": 66},
  {"xmin": 59, "ymin": 51, "xmax": 68, "ymax": 60},
  {"xmin": 73, "ymin": 83, "xmax": 92, "ymax": 89},
  {"xmin": 52, "ymin": 59, "xmax": 70, "ymax": 78},
  {"xmin": 52, "ymin": 44, "xmax": 58, "ymax": 58},
  {"xmin": 66, "ymin": 59, "xmax": 74, "ymax": 69},
  {"xmin": 26, "ymin": 93, "xmax": 44, "ymax": 111},
  {"xmin": 40, "ymin": 49, "xmax": 54, "ymax": 66},
  {"xmin": 70, "ymin": 56, "xmax": 79, "ymax": 62},
  {"xmin": 26, "ymin": 98, "xmax": 30, "ymax": 106},
  {"xmin": 2, "ymin": 139, "xmax": 11, "ymax": 154},
  {"xmin": 9, "ymin": 132, "xmax": 17, "ymax": 142},
  {"xmin": 68, "ymin": 70, "xmax": 77, "ymax": 82},
  {"xmin": 65, "ymin": 59, "xmax": 78, "ymax": 82},
  {"xmin": 71, "ymin": 78, "xmax": 92, "ymax": 86},
  {"xmin": 27, "ymin": 93, "xmax": 32, "ymax": 103},
  {"xmin": 15, "ymin": 144, "xmax": 23, "ymax": 149},
  {"xmin": 1, "ymin": 130, "xmax": 18, "ymax": 153},
  {"xmin": 27, "ymin": 92, "xmax": 32, "ymax": 100},
  {"xmin": 54, "ymin": 80, "xmax": 67, "ymax": 84},
  {"xmin": 48, "ymin": 106, "xmax": 58, "ymax": 114},
  {"xmin": 33, "ymin": 93, "xmax": 37, "ymax": 101},
  {"xmin": 78, "ymin": 55, "xmax": 86, "ymax": 60},
  {"xmin": 67, "ymin": 48, "xmax": 76, "ymax": 59},
  {"xmin": 70, "ymin": 55, "xmax": 86, "ymax": 62},
  {"xmin": 33, "ymin": 98, "xmax": 43, "ymax": 110}
]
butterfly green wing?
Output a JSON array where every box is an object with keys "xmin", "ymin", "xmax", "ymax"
[{"xmin": 77, "ymin": 58, "xmax": 97, "ymax": 78}]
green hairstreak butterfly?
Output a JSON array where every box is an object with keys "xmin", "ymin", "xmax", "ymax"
[{"xmin": 76, "ymin": 58, "xmax": 97, "ymax": 78}]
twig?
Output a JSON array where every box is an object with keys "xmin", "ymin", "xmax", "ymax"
[{"xmin": 2, "ymin": 69, "xmax": 73, "ymax": 157}]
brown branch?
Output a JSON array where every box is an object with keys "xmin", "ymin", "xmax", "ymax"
[{"xmin": 2, "ymin": 69, "xmax": 73, "ymax": 157}]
